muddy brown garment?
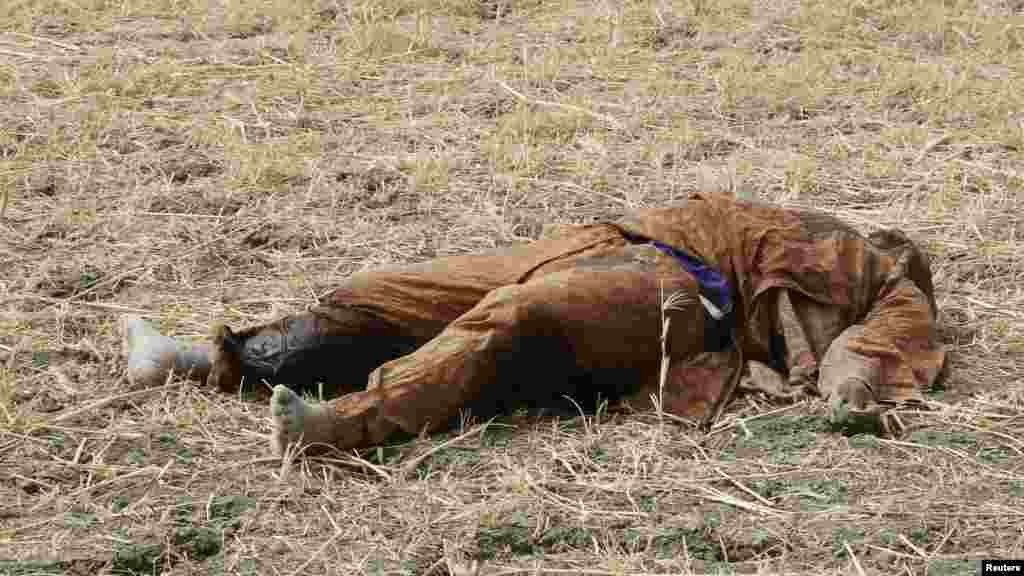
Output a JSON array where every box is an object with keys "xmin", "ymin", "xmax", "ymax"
[
  {"xmin": 214, "ymin": 193, "xmax": 945, "ymax": 449},
  {"xmin": 612, "ymin": 194, "xmax": 945, "ymax": 403}
]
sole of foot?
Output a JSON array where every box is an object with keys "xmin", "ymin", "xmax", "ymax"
[{"xmin": 270, "ymin": 384, "xmax": 332, "ymax": 456}]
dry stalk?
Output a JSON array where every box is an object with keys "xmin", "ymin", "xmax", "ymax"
[
  {"xmin": 0, "ymin": 48, "xmax": 42, "ymax": 59},
  {"xmin": 656, "ymin": 287, "xmax": 696, "ymax": 426},
  {"xmin": 285, "ymin": 527, "xmax": 346, "ymax": 576},
  {"xmin": 7, "ymin": 31, "xmax": 82, "ymax": 52},
  {"xmin": 399, "ymin": 419, "xmax": 493, "ymax": 479},
  {"xmin": 495, "ymin": 78, "xmax": 624, "ymax": 130},
  {"xmin": 844, "ymin": 541, "xmax": 868, "ymax": 576},
  {"xmin": 51, "ymin": 380, "xmax": 187, "ymax": 423}
]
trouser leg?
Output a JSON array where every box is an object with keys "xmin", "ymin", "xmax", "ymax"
[
  {"xmin": 735, "ymin": 288, "xmax": 846, "ymax": 401},
  {"xmin": 205, "ymin": 308, "xmax": 421, "ymax": 396},
  {"xmin": 299, "ymin": 243, "xmax": 710, "ymax": 451},
  {"xmin": 755, "ymin": 289, "xmax": 847, "ymax": 395}
]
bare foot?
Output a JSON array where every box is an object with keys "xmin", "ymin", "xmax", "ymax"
[
  {"xmin": 819, "ymin": 325, "xmax": 882, "ymax": 426},
  {"xmin": 123, "ymin": 316, "xmax": 211, "ymax": 387},
  {"xmin": 124, "ymin": 316, "xmax": 180, "ymax": 386},
  {"xmin": 827, "ymin": 377, "xmax": 876, "ymax": 425},
  {"xmin": 270, "ymin": 385, "xmax": 333, "ymax": 456}
]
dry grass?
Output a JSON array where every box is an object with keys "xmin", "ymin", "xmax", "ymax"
[{"xmin": 2, "ymin": 0, "xmax": 1023, "ymax": 574}]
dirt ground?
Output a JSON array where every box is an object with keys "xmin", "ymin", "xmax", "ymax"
[{"xmin": 1, "ymin": 0, "xmax": 1023, "ymax": 574}]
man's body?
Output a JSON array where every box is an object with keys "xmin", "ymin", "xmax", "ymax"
[{"xmin": 124, "ymin": 193, "xmax": 945, "ymax": 455}]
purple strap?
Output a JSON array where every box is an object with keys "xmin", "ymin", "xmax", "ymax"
[{"xmin": 649, "ymin": 241, "xmax": 734, "ymax": 316}]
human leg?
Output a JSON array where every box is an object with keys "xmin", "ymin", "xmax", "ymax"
[
  {"xmin": 123, "ymin": 305, "xmax": 421, "ymax": 394},
  {"xmin": 269, "ymin": 242, "xmax": 712, "ymax": 454},
  {"xmin": 122, "ymin": 277, "xmax": 483, "ymax": 394}
]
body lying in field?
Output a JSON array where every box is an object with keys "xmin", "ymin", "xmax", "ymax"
[{"xmin": 124, "ymin": 193, "xmax": 945, "ymax": 455}]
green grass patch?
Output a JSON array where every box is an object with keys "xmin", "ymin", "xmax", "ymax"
[
  {"xmin": 112, "ymin": 541, "xmax": 164, "ymax": 575},
  {"xmin": 652, "ymin": 525, "xmax": 720, "ymax": 561},
  {"xmin": 831, "ymin": 526, "xmax": 866, "ymax": 559},
  {"xmin": 728, "ymin": 415, "xmax": 828, "ymax": 464},
  {"xmin": 751, "ymin": 477, "xmax": 849, "ymax": 510},
  {"xmin": 415, "ymin": 445, "xmax": 481, "ymax": 475},
  {"xmin": 926, "ymin": 559, "xmax": 978, "ymax": 576},
  {"xmin": 477, "ymin": 511, "xmax": 534, "ymax": 559},
  {"xmin": 907, "ymin": 429, "xmax": 1015, "ymax": 465},
  {"xmin": 62, "ymin": 510, "xmax": 97, "ymax": 529}
]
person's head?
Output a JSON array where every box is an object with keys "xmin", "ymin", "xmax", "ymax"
[{"xmin": 868, "ymin": 229, "xmax": 938, "ymax": 315}]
